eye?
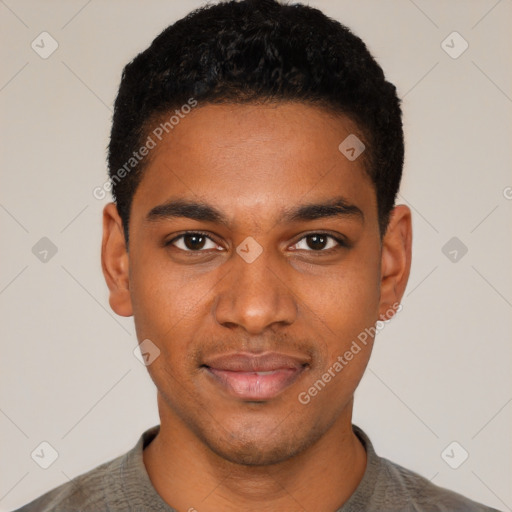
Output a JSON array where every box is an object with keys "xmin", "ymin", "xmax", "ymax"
[
  {"xmin": 290, "ymin": 233, "xmax": 346, "ymax": 252},
  {"xmin": 166, "ymin": 232, "xmax": 222, "ymax": 252}
]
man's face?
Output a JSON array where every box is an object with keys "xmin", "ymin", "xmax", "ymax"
[{"xmin": 110, "ymin": 103, "xmax": 393, "ymax": 465}]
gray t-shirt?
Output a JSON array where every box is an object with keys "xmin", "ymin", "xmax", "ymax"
[{"xmin": 13, "ymin": 424, "xmax": 501, "ymax": 512}]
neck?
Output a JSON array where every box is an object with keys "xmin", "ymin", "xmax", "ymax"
[{"xmin": 143, "ymin": 395, "xmax": 367, "ymax": 512}]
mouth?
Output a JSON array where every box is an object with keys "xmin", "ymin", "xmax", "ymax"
[{"xmin": 202, "ymin": 352, "xmax": 310, "ymax": 401}]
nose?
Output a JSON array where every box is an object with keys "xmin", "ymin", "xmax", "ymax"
[{"xmin": 213, "ymin": 244, "xmax": 298, "ymax": 335}]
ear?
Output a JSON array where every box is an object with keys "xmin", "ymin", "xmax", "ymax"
[
  {"xmin": 378, "ymin": 205, "xmax": 412, "ymax": 321},
  {"xmin": 101, "ymin": 203, "xmax": 133, "ymax": 317}
]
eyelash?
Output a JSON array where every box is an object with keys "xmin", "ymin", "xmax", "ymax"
[{"xmin": 165, "ymin": 231, "xmax": 347, "ymax": 254}]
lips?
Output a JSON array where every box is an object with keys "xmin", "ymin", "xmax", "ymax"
[{"xmin": 202, "ymin": 352, "xmax": 309, "ymax": 401}]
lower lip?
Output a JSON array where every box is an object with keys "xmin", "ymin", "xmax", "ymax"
[{"xmin": 205, "ymin": 367, "xmax": 305, "ymax": 401}]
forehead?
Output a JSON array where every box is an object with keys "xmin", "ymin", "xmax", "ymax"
[{"xmin": 132, "ymin": 102, "xmax": 376, "ymax": 225}]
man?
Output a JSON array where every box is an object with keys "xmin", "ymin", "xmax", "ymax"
[{"xmin": 14, "ymin": 0, "xmax": 501, "ymax": 510}]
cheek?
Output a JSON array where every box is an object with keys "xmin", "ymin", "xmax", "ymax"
[
  {"xmin": 306, "ymin": 259, "xmax": 380, "ymax": 344},
  {"xmin": 130, "ymin": 265, "xmax": 203, "ymax": 394},
  {"xmin": 297, "ymin": 258, "xmax": 381, "ymax": 398},
  {"xmin": 333, "ymin": 276, "xmax": 379, "ymax": 335},
  {"xmin": 129, "ymin": 255, "xmax": 203, "ymax": 342},
  {"xmin": 297, "ymin": 270, "xmax": 378, "ymax": 413}
]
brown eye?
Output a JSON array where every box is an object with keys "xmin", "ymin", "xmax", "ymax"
[
  {"xmin": 290, "ymin": 233, "xmax": 345, "ymax": 252},
  {"xmin": 306, "ymin": 234, "xmax": 329, "ymax": 250},
  {"xmin": 168, "ymin": 232, "xmax": 220, "ymax": 252}
]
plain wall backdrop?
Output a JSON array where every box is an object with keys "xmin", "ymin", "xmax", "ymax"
[{"xmin": 1, "ymin": 0, "xmax": 511, "ymax": 510}]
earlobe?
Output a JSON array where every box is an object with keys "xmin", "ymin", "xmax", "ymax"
[
  {"xmin": 101, "ymin": 203, "xmax": 133, "ymax": 317},
  {"xmin": 378, "ymin": 205, "xmax": 412, "ymax": 320}
]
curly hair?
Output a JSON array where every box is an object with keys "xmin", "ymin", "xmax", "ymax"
[{"xmin": 108, "ymin": 0, "xmax": 403, "ymax": 243}]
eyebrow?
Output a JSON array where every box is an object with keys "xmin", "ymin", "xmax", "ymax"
[{"xmin": 146, "ymin": 196, "xmax": 364, "ymax": 226}]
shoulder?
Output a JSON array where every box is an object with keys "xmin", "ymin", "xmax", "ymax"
[
  {"xmin": 11, "ymin": 425, "xmax": 165, "ymax": 512},
  {"xmin": 378, "ymin": 456, "xmax": 500, "ymax": 512},
  {"xmin": 11, "ymin": 454, "xmax": 124, "ymax": 512},
  {"xmin": 347, "ymin": 426, "xmax": 501, "ymax": 512}
]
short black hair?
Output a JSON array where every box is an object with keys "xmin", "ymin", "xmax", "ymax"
[{"xmin": 108, "ymin": 0, "xmax": 403, "ymax": 244}]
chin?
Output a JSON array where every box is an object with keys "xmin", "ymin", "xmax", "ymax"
[
  {"xmin": 209, "ymin": 438, "xmax": 301, "ymax": 466},
  {"xmin": 197, "ymin": 417, "xmax": 320, "ymax": 467}
]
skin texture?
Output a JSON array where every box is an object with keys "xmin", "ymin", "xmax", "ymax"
[{"xmin": 101, "ymin": 103, "xmax": 412, "ymax": 511}]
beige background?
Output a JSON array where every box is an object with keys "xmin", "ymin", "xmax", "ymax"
[{"xmin": 1, "ymin": 0, "xmax": 511, "ymax": 510}]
